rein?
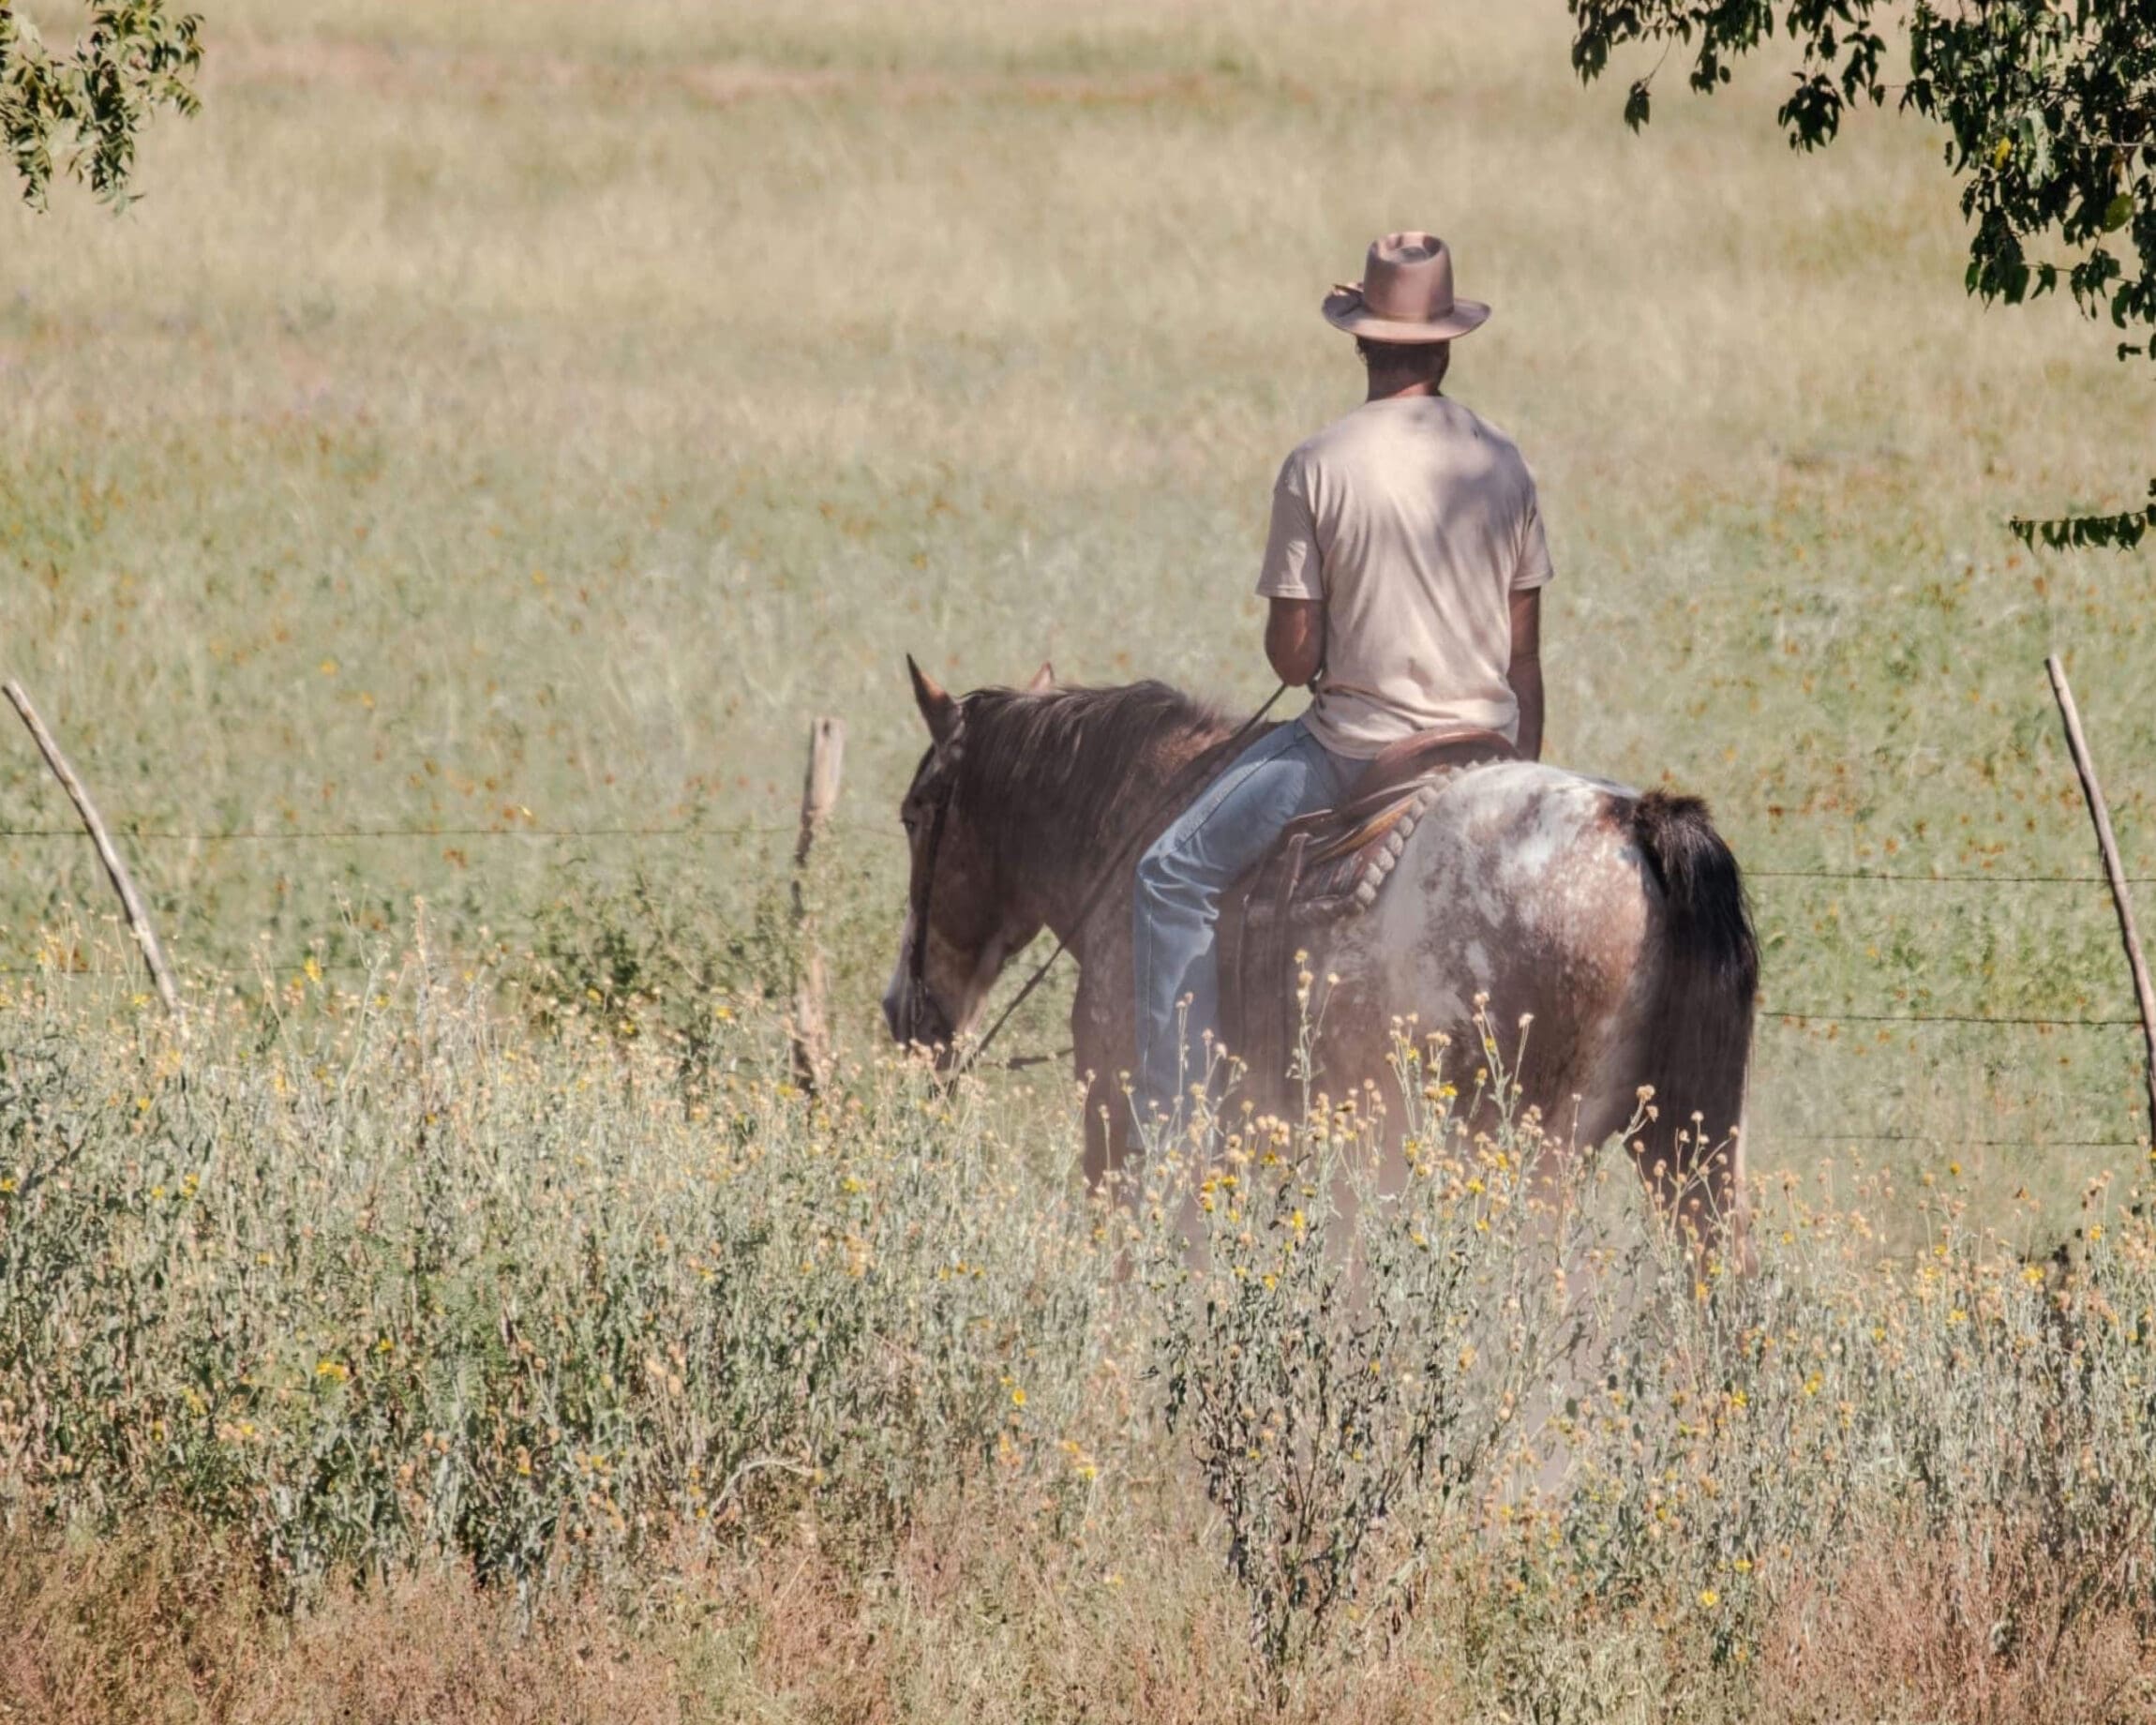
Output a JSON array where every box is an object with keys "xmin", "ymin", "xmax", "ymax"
[{"xmin": 933, "ymin": 680, "xmax": 1292, "ymax": 1076}]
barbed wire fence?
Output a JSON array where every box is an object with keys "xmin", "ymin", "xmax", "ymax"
[
  {"xmin": 2, "ymin": 814, "xmax": 2150, "ymax": 1148},
  {"xmin": 5, "ymin": 657, "xmax": 2153, "ymax": 1154}
]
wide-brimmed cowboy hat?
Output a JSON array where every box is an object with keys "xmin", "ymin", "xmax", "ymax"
[{"xmin": 1322, "ymin": 232, "xmax": 1490, "ymax": 343}]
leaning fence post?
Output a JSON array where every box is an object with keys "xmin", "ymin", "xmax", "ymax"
[
  {"xmin": 4, "ymin": 679, "xmax": 180, "ymax": 1016},
  {"xmin": 789, "ymin": 716, "xmax": 846, "ymax": 1092},
  {"xmin": 2046, "ymin": 654, "xmax": 2156, "ymax": 1146}
]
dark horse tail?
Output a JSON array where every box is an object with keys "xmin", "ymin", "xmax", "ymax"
[{"xmin": 1629, "ymin": 789, "xmax": 1759, "ymax": 1223}]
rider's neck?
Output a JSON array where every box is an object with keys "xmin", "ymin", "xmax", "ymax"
[{"xmin": 1365, "ymin": 374, "xmax": 1445, "ymax": 403}]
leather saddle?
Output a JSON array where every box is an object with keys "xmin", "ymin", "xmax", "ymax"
[{"xmin": 1216, "ymin": 726, "xmax": 1518, "ymax": 1086}]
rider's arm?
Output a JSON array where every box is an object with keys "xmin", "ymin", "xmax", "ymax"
[
  {"xmin": 1258, "ymin": 453, "xmax": 1324, "ymax": 687},
  {"xmin": 1507, "ymin": 588, "xmax": 1544, "ymax": 762},
  {"xmin": 1265, "ymin": 597, "xmax": 1325, "ymax": 687}
]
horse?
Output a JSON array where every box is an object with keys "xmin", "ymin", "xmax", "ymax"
[{"xmin": 882, "ymin": 658, "xmax": 1759, "ymax": 1249}]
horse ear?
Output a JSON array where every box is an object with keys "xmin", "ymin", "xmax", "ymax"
[
  {"xmin": 906, "ymin": 654, "xmax": 958, "ymax": 743},
  {"xmin": 1025, "ymin": 661, "xmax": 1055, "ymax": 695}
]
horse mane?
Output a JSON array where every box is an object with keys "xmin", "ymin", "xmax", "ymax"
[{"xmin": 954, "ymin": 680, "xmax": 1230, "ymax": 862}]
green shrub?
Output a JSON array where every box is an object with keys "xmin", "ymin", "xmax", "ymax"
[{"xmin": 0, "ymin": 961, "xmax": 1104, "ymax": 1597}]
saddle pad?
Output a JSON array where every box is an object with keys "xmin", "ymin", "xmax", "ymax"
[{"xmin": 1218, "ymin": 735, "xmax": 1517, "ymax": 1085}]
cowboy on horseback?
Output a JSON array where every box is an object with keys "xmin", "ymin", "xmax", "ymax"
[
  {"xmin": 888, "ymin": 232, "xmax": 1753, "ymax": 1244},
  {"xmin": 1132, "ymin": 232, "xmax": 1554, "ymax": 1120}
]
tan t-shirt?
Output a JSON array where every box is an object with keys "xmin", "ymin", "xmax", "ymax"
[{"xmin": 1257, "ymin": 395, "xmax": 1553, "ymax": 758}]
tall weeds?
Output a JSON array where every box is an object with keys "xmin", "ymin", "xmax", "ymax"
[
  {"xmin": 0, "ymin": 956, "xmax": 1103, "ymax": 1596},
  {"xmin": 1, "ymin": 962, "xmax": 2152, "ymax": 1718}
]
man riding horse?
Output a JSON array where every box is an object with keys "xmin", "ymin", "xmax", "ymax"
[
  {"xmin": 887, "ymin": 232, "xmax": 1758, "ymax": 1250},
  {"xmin": 1133, "ymin": 232, "xmax": 1550, "ymax": 1121}
]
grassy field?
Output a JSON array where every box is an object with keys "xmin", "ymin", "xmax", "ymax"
[
  {"xmin": 3, "ymin": 0, "xmax": 2156, "ymax": 1716},
  {"xmin": 4, "ymin": 0, "xmax": 2154, "ymax": 1205},
  {"xmin": 5, "ymin": 0, "xmax": 2156, "ymax": 1205}
]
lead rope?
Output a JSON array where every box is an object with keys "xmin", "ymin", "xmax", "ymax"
[{"xmin": 958, "ymin": 681, "xmax": 1292, "ymax": 1076}]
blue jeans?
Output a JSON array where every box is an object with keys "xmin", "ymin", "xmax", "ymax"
[{"xmin": 1132, "ymin": 715, "xmax": 1356, "ymax": 1120}]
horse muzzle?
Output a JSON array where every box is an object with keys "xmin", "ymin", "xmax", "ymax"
[
  {"xmin": 882, "ymin": 972, "xmax": 957, "ymax": 1060},
  {"xmin": 883, "ymin": 902, "xmax": 967, "ymax": 1059}
]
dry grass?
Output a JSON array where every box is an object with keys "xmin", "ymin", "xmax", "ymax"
[
  {"xmin": 1759, "ymin": 1520, "xmax": 2156, "ymax": 1725},
  {"xmin": 0, "ymin": 1501, "xmax": 1254, "ymax": 1725},
  {"xmin": 0, "ymin": 1526, "xmax": 679, "ymax": 1725},
  {"xmin": 6, "ymin": 1508, "xmax": 2149, "ymax": 1725}
]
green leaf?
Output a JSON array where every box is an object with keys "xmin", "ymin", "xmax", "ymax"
[
  {"xmin": 2010, "ymin": 482, "xmax": 2156, "ymax": 552},
  {"xmin": 2103, "ymin": 193, "xmax": 2134, "ymax": 233}
]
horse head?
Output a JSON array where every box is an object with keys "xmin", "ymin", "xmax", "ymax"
[{"xmin": 881, "ymin": 656, "xmax": 1051, "ymax": 1060}]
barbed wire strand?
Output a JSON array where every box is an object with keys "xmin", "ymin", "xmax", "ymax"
[
  {"xmin": 1, "ymin": 825, "xmax": 2149, "ymax": 882},
  {"xmin": 0, "ymin": 961, "xmax": 2141, "ymax": 1033},
  {"xmin": 1775, "ymin": 1132, "xmax": 2142, "ymax": 1147},
  {"xmin": 1751, "ymin": 867, "xmax": 2147, "ymax": 885},
  {"xmin": 2, "ymin": 967, "xmax": 2144, "ymax": 1146},
  {"xmin": 1772, "ymin": 1009, "xmax": 2143, "ymax": 1027},
  {"xmin": 0, "ymin": 823, "xmax": 810, "ymax": 842}
]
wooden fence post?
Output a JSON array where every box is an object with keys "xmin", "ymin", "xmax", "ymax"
[
  {"xmin": 789, "ymin": 716, "xmax": 846, "ymax": 1092},
  {"xmin": 2046, "ymin": 654, "xmax": 2156, "ymax": 1147},
  {"xmin": 4, "ymin": 680, "xmax": 180, "ymax": 1016}
]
